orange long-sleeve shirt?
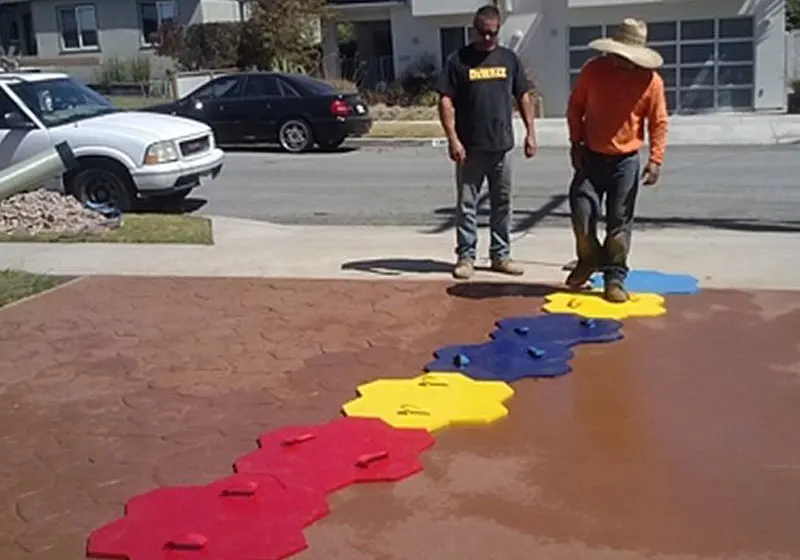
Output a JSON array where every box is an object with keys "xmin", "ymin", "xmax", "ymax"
[{"xmin": 567, "ymin": 56, "xmax": 669, "ymax": 165}]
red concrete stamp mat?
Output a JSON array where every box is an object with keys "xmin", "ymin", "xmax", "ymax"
[{"xmin": 1, "ymin": 277, "xmax": 799, "ymax": 559}]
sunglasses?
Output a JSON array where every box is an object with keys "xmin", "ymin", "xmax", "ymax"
[{"xmin": 474, "ymin": 27, "xmax": 499, "ymax": 38}]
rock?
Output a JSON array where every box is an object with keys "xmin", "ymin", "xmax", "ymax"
[{"xmin": 0, "ymin": 189, "xmax": 119, "ymax": 236}]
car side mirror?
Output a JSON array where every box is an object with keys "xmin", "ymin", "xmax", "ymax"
[{"xmin": 2, "ymin": 111, "xmax": 35, "ymax": 129}]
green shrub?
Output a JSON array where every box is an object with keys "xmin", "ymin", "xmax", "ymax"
[
  {"xmin": 96, "ymin": 56, "xmax": 128, "ymax": 87},
  {"xmin": 324, "ymin": 79, "xmax": 359, "ymax": 93},
  {"xmin": 129, "ymin": 56, "xmax": 152, "ymax": 85}
]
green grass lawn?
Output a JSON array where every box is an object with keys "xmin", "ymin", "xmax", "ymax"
[
  {"xmin": 0, "ymin": 214, "xmax": 213, "ymax": 244},
  {"xmin": 0, "ymin": 270, "xmax": 72, "ymax": 309}
]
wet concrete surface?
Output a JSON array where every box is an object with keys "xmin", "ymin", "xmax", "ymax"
[{"xmin": 0, "ymin": 278, "xmax": 798, "ymax": 559}]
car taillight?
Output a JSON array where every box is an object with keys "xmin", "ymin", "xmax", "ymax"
[{"xmin": 330, "ymin": 99, "xmax": 350, "ymax": 117}]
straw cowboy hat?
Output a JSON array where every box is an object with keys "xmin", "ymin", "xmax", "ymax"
[{"xmin": 588, "ymin": 18, "xmax": 663, "ymax": 69}]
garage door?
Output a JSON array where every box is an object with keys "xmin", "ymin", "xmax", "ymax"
[{"xmin": 568, "ymin": 18, "xmax": 755, "ymax": 114}]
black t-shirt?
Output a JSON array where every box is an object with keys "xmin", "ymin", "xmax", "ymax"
[{"xmin": 436, "ymin": 44, "xmax": 530, "ymax": 152}]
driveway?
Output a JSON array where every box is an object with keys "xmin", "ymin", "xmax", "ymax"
[
  {"xmin": 1, "ymin": 277, "xmax": 800, "ymax": 559},
  {"xmin": 198, "ymin": 146, "xmax": 800, "ymax": 231}
]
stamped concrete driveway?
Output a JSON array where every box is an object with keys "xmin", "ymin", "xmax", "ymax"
[{"xmin": 1, "ymin": 277, "xmax": 799, "ymax": 559}]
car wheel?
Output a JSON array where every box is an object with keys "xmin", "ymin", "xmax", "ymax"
[
  {"xmin": 67, "ymin": 160, "xmax": 135, "ymax": 213},
  {"xmin": 278, "ymin": 118, "xmax": 313, "ymax": 153},
  {"xmin": 318, "ymin": 138, "xmax": 345, "ymax": 151}
]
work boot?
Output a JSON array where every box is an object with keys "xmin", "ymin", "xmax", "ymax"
[
  {"xmin": 604, "ymin": 280, "xmax": 629, "ymax": 303},
  {"xmin": 452, "ymin": 259, "xmax": 475, "ymax": 280},
  {"xmin": 490, "ymin": 258, "xmax": 525, "ymax": 276},
  {"xmin": 565, "ymin": 260, "xmax": 595, "ymax": 288}
]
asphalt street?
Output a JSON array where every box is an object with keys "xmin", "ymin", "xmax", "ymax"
[{"xmin": 197, "ymin": 145, "xmax": 800, "ymax": 232}]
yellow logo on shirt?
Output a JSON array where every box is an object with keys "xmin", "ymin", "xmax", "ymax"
[{"xmin": 468, "ymin": 66, "xmax": 507, "ymax": 81}]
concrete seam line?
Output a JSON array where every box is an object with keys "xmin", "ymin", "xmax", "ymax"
[{"xmin": 0, "ymin": 275, "xmax": 87, "ymax": 313}]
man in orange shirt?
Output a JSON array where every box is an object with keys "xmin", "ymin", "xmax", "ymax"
[{"xmin": 565, "ymin": 18, "xmax": 669, "ymax": 302}]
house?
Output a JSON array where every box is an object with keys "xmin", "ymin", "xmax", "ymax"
[
  {"xmin": 0, "ymin": 0, "xmax": 242, "ymax": 83},
  {"xmin": 325, "ymin": 0, "xmax": 787, "ymax": 116}
]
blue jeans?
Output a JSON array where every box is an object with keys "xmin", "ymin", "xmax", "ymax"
[
  {"xmin": 568, "ymin": 150, "xmax": 640, "ymax": 284},
  {"xmin": 455, "ymin": 150, "xmax": 512, "ymax": 262}
]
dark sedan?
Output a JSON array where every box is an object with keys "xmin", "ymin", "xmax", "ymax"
[{"xmin": 146, "ymin": 72, "xmax": 372, "ymax": 152}]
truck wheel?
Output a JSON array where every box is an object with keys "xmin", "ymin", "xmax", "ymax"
[{"xmin": 66, "ymin": 159, "xmax": 136, "ymax": 213}]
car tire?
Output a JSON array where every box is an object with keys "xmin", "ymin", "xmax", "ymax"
[
  {"xmin": 278, "ymin": 118, "xmax": 314, "ymax": 153},
  {"xmin": 66, "ymin": 159, "xmax": 136, "ymax": 213},
  {"xmin": 318, "ymin": 138, "xmax": 345, "ymax": 151}
]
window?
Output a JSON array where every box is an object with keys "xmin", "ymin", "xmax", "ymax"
[
  {"xmin": 0, "ymin": 89, "xmax": 31, "ymax": 129},
  {"xmin": 569, "ymin": 25, "xmax": 601, "ymax": 47},
  {"xmin": 719, "ymin": 17, "xmax": 753, "ymax": 39},
  {"xmin": 242, "ymin": 75, "xmax": 282, "ymax": 98},
  {"xmin": 190, "ymin": 75, "xmax": 243, "ymax": 100},
  {"xmin": 9, "ymin": 76, "xmax": 117, "ymax": 128},
  {"xmin": 567, "ymin": 16, "xmax": 755, "ymax": 113},
  {"xmin": 139, "ymin": 0, "xmax": 176, "ymax": 45},
  {"xmin": 287, "ymin": 74, "xmax": 335, "ymax": 95},
  {"xmin": 279, "ymin": 80, "xmax": 300, "ymax": 97},
  {"xmin": 58, "ymin": 4, "xmax": 98, "ymax": 50},
  {"xmin": 680, "ymin": 19, "xmax": 714, "ymax": 40},
  {"xmin": 440, "ymin": 26, "xmax": 468, "ymax": 67}
]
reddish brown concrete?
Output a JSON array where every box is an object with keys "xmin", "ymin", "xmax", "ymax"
[{"xmin": 0, "ymin": 277, "xmax": 799, "ymax": 560}]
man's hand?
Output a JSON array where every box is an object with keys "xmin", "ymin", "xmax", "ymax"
[
  {"xmin": 642, "ymin": 162, "xmax": 661, "ymax": 186},
  {"xmin": 570, "ymin": 144, "xmax": 586, "ymax": 171},
  {"xmin": 524, "ymin": 135, "xmax": 537, "ymax": 158},
  {"xmin": 448, "ymin": 138, "xmax": 467, "ymax": 163}
]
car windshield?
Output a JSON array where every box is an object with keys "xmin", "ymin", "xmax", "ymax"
[
  {"xmin": 288, "ymin": 75, "xmax": 336, "ymax": 95},
  {"xmin": 9, "ymin": 77, "xmax": 120, "ymax": 127}
]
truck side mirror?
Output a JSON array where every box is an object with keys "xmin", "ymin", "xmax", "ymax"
[{"xmin": 1, "ymin": 111, "xmax": 35, "ymax": 129}]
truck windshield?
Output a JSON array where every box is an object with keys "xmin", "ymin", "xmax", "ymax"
[{"xmin": 9, "ymin": 77, "xmax": 120, "ymax": 127}]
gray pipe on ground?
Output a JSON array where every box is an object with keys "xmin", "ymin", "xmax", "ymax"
[{"xmin": 0, "ymin": 142, "xmax": 79, "ymax": 202}]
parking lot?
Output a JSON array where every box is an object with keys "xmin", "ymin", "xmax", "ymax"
[{"xmin": 197, "ymin": 145, "xmax": 800, "ymax": 232}]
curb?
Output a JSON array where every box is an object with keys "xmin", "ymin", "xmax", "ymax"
[{"xmin": 349, "ymin": 138, "xmax": 444, "ymax": 148}]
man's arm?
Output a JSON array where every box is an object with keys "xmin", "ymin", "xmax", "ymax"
[
  {"xmin": 567, "ymin": 65, "xmax": 591, "ymax": 146},
  {"xmin": 511, "ymin": 56, "xmax": 535, "ymax": 141},
  {"xmin": 436, "ymin": 55, "xmax": 459, "ymax": 142},
  {"xmin": 646, "ymin": 75, "xmax": 669, "ymax": 166},
  {"xmin": 438, "ymin": 95, "xmax": 458, "ymax": 142}
]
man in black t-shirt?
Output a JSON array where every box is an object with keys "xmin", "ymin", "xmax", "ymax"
[{"xmin": 437, "ymin": 4, "xmax": 537, "ymax": 280}]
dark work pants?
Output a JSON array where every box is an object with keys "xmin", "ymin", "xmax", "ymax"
[
  {"xmin": 568, "ymin": 149, "xmax": 640, "ymax": 284},
  {"xmin": 455, "ymin": 150, "xmax": 513, "ymax": 261}
]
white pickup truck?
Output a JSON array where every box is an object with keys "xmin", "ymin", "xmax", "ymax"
[{"xmin": 0, "ymin": 71, "xmax": 224, "ymax": 211}]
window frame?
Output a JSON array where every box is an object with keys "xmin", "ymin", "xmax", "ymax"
[
  {"xmin": 138, "ymin": 0, "xmax": 177, "ymax": 47},
  {"xmin": 0, "ymin": 86, "xmax": 36, "ymax": 130},
  {"xmin": 241, "ymin": 74, "xmax": 284, "ymax": 98},
  {"xmin": 566, "ymin": 16, "xmax": 755, "ymax": 114},
  {"xmin": 56, "ymin": 3, "xmax": 99, "ymax": 52},
  {"xmin": 439, "ymin": 25, "xmax": 470, "ymax": 67},
  {"xmin": 189, "ymin": 75, "xmax": 245, "ymax": 101}
]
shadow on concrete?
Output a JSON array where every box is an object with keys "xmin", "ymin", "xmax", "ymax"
[
  {"xmin": 341, "ymin": 258, "xmax": 454, "ymax": 276},
  {"xmin": 570, "ymin": 213, "xmax": 800, "ymax": 234},
  {"xmin": 446, "ymin": 281, "xmax": 558, "ymax": 300},
  {"xmin": 423, "ymin": 194, "xmax": 568, "ymax": 235},
  {"xmin": 222, "ymin": 145, "xmax": 358, "ymax": 155},
  {"xmin": 426, "ymin": 198, "xmax": 800, "ymax": 234}
]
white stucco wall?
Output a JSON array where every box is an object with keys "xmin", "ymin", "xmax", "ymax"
[
  {"xmin": 389, "ymin": 6, "xmax": 472, "ymax": 74},
  {"xmin": 387, "ymin": 0, "xmax": 569, "ymax": 116},
  {"xmin": 334, "ymin": 0, "xmax": 786, "ymax": 114},
  {"xmin": 568, "ymin": 0, "xmax": 786, "ymax": 111},
  {"xmin": 502, "ymin": 0, "xmax": 570, "ymax": 117}
]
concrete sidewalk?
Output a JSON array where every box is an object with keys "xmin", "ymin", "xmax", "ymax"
[
  {"xmin": 372, "ymin": 114, "xmax": 800, "ymax": 148},
  {"xmin": 1, "ymin": 216, "xmax": 798, "ymax": 291}
]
